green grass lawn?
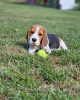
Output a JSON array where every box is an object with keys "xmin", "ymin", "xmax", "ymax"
[{"xmin": 0, "ymin": 1, "xmax": 80, "ymax": 100}]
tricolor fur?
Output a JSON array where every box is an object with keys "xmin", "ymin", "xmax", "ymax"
[{"xmin": 26, "ymin": 25, "xmax": 68, "ymax": 54}]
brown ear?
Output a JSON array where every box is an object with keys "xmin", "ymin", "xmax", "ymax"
[
  {"xmin": 41, "ymin": 29, "xmax": 48, "ymax": 48},
  {"xmin": 26, "ymin": 28, "xmax": 31, "ymax": 46}
]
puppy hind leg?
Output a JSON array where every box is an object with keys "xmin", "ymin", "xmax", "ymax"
[{"xmin": 60, "ymin": 39, "xmax": 68, "ymax": 50}]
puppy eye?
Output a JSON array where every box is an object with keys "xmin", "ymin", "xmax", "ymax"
[
  {"xmin": 31, "ymin": 31, "xmax": 34, "ymax": 34},
  {"xmin": 39, "ymin": 34, "xmax": 42, "ymax": 36}
]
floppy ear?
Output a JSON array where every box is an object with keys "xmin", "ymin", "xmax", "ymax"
[
  {"xmin": 26, "ymin": 28, "xmax": 31, "ymax": 46},
  {"xmin": 41, "ymin": 28, "xmax": 48, "ymax": 48}
]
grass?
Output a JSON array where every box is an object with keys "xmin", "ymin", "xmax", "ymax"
[{"xmin": 0, "ymin": 1, "xmax": 80, "ymax": 100}]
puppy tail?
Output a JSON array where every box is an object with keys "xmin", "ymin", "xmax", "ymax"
[{"xmin": 59, "ymin": 38, "xmax": 68, "ymax": 50}]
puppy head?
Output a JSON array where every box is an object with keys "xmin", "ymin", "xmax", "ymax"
[{"xmin": 26, "ymin": 25, "xmax": 48, "ymax": 48}]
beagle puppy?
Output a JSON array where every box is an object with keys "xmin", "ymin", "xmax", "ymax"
[{"xmin": 26, "ymin": 25, "xmax": 68, "ymax": 54}]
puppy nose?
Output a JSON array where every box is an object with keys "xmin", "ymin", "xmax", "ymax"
[{"xmin": 32, "ymin": 38, "xmax": 37, "ymax": 42}]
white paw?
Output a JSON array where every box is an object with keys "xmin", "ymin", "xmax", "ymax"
[
  {"xmin": 43, "ymin": 47, "xmax": 51, "ymax": 54},
  {"xmin": 43, "ymin": 45, "xmax": 51, "ymax": 54},
  {"xmin": 28, "ymin": 49, "xmax": 34, "ymax": 55},
  {"xmin": 46, "ymin": 49, "xmax": 51, "ymax": 54}
]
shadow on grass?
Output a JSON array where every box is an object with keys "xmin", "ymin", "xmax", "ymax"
[
  {"xmin": 14, "ymin": 1, "xmax": 30, "ymax": 5},
  {"xmin": 13, "ymin": 1, "xmax": 54, "ymax": 8},
  {"xmin": 15, "ymin": 42, "xmax": 28, "ymax": 50}
]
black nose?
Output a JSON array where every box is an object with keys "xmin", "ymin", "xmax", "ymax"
[{"xmin": 32, "ymin": 38, "xmax": 37, "ymax": 42}]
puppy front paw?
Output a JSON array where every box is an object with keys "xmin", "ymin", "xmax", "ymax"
[
  {"xmin": 28, "ymin": 49, "xmax": 35, "ymax": 55},
  {"xmin": 46, "ymin": 49, "xmax": 51, "ymax": 54},
  {"xmin": 43, "ymin": 46, "xmax": 51, "ymax": 54}
]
